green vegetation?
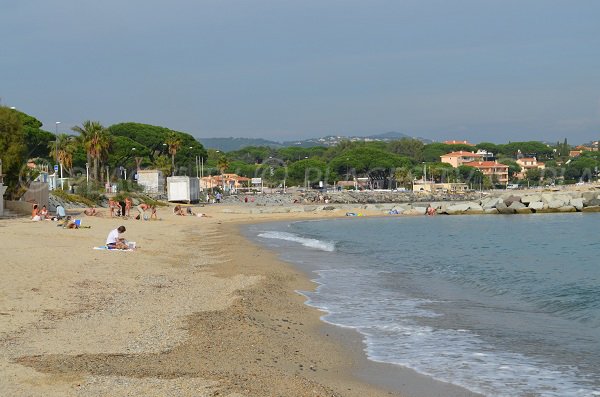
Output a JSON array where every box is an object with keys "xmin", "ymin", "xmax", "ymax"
[{"xmin": 2, "ymin": 105, "xmax": 599, "ymax": 202}]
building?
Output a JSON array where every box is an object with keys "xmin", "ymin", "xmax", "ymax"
[
  {"xmin": 136, "ymin": 169, "xmax": 165, "ymax": 195},
  {"xmin": 463, "ymin": 161, "xmax": 509, "ymax": 185},
  {"xmin": 412, "ymin": 180, "xmax": 470, "ymax": 193},
  {"xmin": 200, "ymin": 173, "xmax": 251, "ymax": 192},
  {"xmin": 444, "ymin": 140, "xmax": 475, "ymax": 146},
  {"xmin": 569, "ymin": 150, "xmax": 583, "ymax": 158},
  {"xmin": 440, "ymin": 151, "xmax": 482, "ymax": 168},
  {"xmin": 516, "ymin": 157, "xmax": 545, "ymax": 179}
]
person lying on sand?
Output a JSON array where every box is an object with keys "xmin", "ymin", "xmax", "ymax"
[
  {"xmin": 106, "ymin": 225, "xmax": 128, "ymax": 249},
  {"xmin": 173, "ymin": 205, "xmax": 185, "ymax": 216},
  {"xmin": 84, "ymin": 207, "xmax": 97, "ymax": 216}
]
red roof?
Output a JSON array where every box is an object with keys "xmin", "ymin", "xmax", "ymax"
[{"xmin": 464, "ymin": 161, "xmax": 509, "ymax": 169}]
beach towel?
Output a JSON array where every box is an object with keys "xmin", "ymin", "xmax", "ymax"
[{"xmin": 93, "ymin": 246, "xmax": 134, "ymax": 252}]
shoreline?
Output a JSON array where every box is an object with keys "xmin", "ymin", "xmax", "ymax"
[{"xmin": 1, "ymin": 206, "xmax": 480, "ymax": 396}]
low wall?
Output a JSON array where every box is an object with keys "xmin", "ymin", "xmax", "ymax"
[{"xmin": 6, "ymin": 200, "xmax": 34, "ymax": 216}]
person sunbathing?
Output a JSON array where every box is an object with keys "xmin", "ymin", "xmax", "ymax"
[
  {"xmin": 173, "ymin": 205, "xmax": 185, "ymax": 216},
  {"xmin": 39, "ymin": 205, "xmax": 50, "ymax": 219},
  {"xmin": 31, "ymin": 204, "xmax": 42, "ymax": 221},
  {"xmin": 84, "ymin": 207, "xmax": 97, "ymax": 216}
]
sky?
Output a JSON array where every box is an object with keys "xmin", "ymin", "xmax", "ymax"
[{"xmin": 2, "ymin": 0, "xmax": 600, "ymax": 144}]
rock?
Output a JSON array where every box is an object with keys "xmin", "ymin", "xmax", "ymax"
[
  {"xmin": 404, "ymin": 207, "xmax": 427, "ymax": 216},
  {"xmin": 569, "ymin": 198, "xmax": 584, "ymax": 211},
  {"xmin": 446, "ymin": 203, "xmax": 470, "ymax": 214},
  {"xmin": 527, "ymin": 201, "xmax": 545, "ymax": 211},
  {"xmin": 547, "ymin": 199, "xmax": 566, "ymax": 209},
  {"xmin": 536, "ymin": 208, "xmax": 560, "ymax": 213},
  {"xmin": 465, "ymin": 204, "xmax": 484, "ymax": 214},
  {"xmin": 520, "ymin": 194, "xmax": 542, "ymax": 204},
  {"xmin": 496, "ymin": 202, "xmax": 516, "ymax": 214},
  {"xmin": 504, "ymin": 195, "xmax": 522, "ymax": 206},
  {"xmin": 582, "ymin": 191, "xmax": 599, "ymax": 203},
  {"xmin": 322, "ymin": 206, "xmax": 336, "ymax": 211},
  {"xmin": 516, "ymin": 207, "xmax": 533, "ymax": 214},
  {"xmin": 480, "ymin": 197, "xmax": 503, "ymax": 209},
  {"xmin": 484, "ymin": 208, "xmax": 499, "ymax": 214},
  {"xmin": 586, "ymin": 198, "xmax": 600, "ymax": 207},
  {"xmin": 582, "ymin": 205, "xmax": 600, "ymax": 212},
  {"xmin": 557, "ymin": 205, "xmax": 576, "ymax": 212},
  {"xmin": 508, "ymin": 201, "xmax": 526, "ymax": 210}
]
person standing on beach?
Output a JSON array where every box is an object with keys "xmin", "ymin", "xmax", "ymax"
[
  {"xmin": 108, "ymin": 199, "xmax": 121, "ymax": 217},
  {"xmin": 125, "ymin": 197, "xmax": 132, "ymax": 217},
  {"xmin": 137, "ymin": 202, "xmax": 149, "ymax": 220},
  {"xmin": 106, "ymin": 225, "xmax": 128, "ymax": 249}
]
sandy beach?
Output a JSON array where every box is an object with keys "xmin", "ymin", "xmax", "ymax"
[{"xmin": 0, "ymin": 205, "xmax": 479, "ymax": 397}]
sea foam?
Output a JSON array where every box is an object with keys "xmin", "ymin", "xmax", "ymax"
[{"xmin": 257, "ymin": 231, "xmax": 335, "ymax": 252}]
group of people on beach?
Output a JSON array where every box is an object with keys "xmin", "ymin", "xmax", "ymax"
[
  {"xmin": 107, "ymin": 198, "xmax": 157, "ymax": 220},
  {"xmin": 173, "ymin": 205, "xmax": 210, "ymax": 217},
  {"xmin": 31, "ymin": 204, "xmax": 66, "ymax": 221}
]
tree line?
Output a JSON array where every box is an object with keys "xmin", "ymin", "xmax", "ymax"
[{"xmin": 1, "ymin": 105, "xmax": 598, "ymax": 199}]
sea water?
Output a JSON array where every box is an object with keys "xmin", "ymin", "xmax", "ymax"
[{"xmin": 246, "ymin": 214, "xmax": 600, "ymax": 397}]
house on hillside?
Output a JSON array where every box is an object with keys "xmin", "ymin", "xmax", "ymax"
[
  {"xmin": 440, "ymin": 151, "xmax": 482, "ymax": 168},
  {"xmin": 201, "ymin": 173, "xmax": 251, "ymax": 192},
  {"xmin": 444, "ymin": 140, "xmax": 475, "ymax": 146},
  {"xmin": 463, "ymin": 161, "xmax": 509, "ymax": 186},
  {"xmin": 516, "ymin": 157, "xmax": 545, "ymax": 179}
]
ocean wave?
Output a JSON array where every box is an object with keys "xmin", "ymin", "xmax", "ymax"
[{"xmin": 257, "ymin": 231, "xmax": 335, "ymax": 252}]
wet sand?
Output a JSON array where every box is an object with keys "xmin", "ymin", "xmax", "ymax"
[{"xmin": 0, "ymin": 205, "xmax": 480, "ymax": 396}]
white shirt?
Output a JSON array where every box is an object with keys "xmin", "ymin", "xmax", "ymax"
[{"xmin": 106, "ymin": 228, "xmax": 120, "ymax": 245}]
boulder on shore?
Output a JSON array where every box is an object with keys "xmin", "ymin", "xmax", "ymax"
[
  {"xmin": 504, "ymin": 195, "xmax": 522, "ymax": 206},
  {"xmin": 527, "ymin": 201, "xmax": 545, "ymax": 211},
  {"xmin": 516, "ymin": 207, "xmax": 533, "ymax": 214},
  {"xmin": 582, "ymin": 205, "xmax": 600, "ymax": 212},
  {"xmin": 508, "ymin": 201, "xmax": 526, "ymax": 210},
  {"xmin": 557, "ymin": 205, "xmax": 577, "ymax": 213},
  {"xmin": 569, "ymin": 198, "xmax": 584, "ymax": 211},
  {"xmin": 520, "ymin": 194, "xmax": 542, "ymax": 204},
  {"xmin": 480, "ymin": 197, "xmax": 503, "ymax": 209},
  {"xmin": 496, "ymin": 202, "xmax": 516, "ymax": 214},
  {"xmin": 404, "ymin": 207, "xmax": 427, "ymax": 216}
]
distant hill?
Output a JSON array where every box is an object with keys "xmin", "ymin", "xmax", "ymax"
[
  {"xmin": 282, "ymin": 131, "xmax": 432, "ymax": 147},
  {"xmin": 199, "ymin": 132, "xmax": 431, "ymax": 151},
  {"xmin": 197, "ymin": 137, "xmax": 282, "ymax": 151}
]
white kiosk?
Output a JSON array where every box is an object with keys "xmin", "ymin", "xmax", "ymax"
[{"xmin": 0, "ymin": 160, "xmax": 6, "ymax": 216}]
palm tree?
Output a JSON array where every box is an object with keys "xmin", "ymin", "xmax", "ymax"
[
  {"xmin": 217, "ymin": 155, "xmax": 230, "ymax": 190},
  {"xmin": 165, "ymin": 133, "xmax": 182, "ymax": 176},
  {"xmin": 48, "ymin": 134, "xmax": 76, "ymax": 175},
  {"xmin": 72, "ymin": 121, "xmax": 111, "ymax": 181}
]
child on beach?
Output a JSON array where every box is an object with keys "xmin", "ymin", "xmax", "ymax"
[{"xmin": 106, "ymin": 226, "xmax": 128, "ymax": 249}]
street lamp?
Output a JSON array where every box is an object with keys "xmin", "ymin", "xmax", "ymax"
[
  {"xmin": 55, "ymin": 122, "xmax": 61, "ymax": 189},
  {"xmin": 54, "ymin": 122, "xmax": 61, "ymax": 163}
]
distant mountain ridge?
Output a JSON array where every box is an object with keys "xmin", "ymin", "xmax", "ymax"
[{"xmin": 198, "ymin": 131, "xmax": 431, "ymax": 151}]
